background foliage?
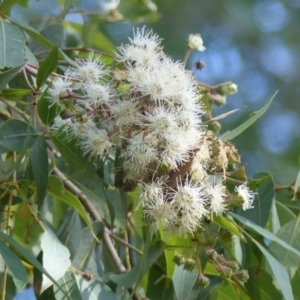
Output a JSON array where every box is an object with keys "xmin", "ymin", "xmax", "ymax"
[{"xmin": 0, "ymin": 0, "xmax": 300, "ymax": 300}]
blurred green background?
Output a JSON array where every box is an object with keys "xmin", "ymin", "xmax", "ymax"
[{"xmin": 11, "ymin": 0, "xmax": 300, "ymax": 184}]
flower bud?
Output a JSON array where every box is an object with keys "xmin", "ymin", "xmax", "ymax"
[
  {"xmin": 224, "ymin": 261, "xmax": 240, "ymax": 272},
  {"xmin": 219, "ymin": 265, "xmax": 233, "ymax": 279},
  {"xmin": 173, "ymin": 253, "xmax": 183, "ymax": 266},
  {"xmin": 197, "ymin": 273, "xmax": 210, "ymax": 288},
  {"xmin": 233, "ymin": 270, "xmax": 249, "ymax": 282},
  {"xmin": 188, "ymin": 34, "xmax": 206, "ymax": 51},
  {"xmin": 208, "ymin": 121, "xmax": 221, "ymax": 133},
  {"xmin": 206, "ymin": 249, "xmax": 218, "ymax": 262},
  {"xmin": 217, "ymin": 82, "xmax": 238, "ymax": 95},
  {"xmin": 183, "ymin": 258, "xmax": 196, "ymax": 271}
]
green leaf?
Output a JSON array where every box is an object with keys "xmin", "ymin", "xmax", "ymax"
[
  {"xmin": 159, "ymin": 229, "xmax": 192, "ymax": 280},
  {"xmin": 213, "ymin": 214, "xmax": 245, "ymax": 241},
  {"xmin": 82, "ymin": 23, "xmax": 115, "ymax": 53},
  {"xmin": 246, "ymin": 266, "xmax": 282, "ymax": 300},
  {"xmin": 36, "ymin": 45, "xmax": 59, "ymax": 88},
  {"xmin": 291, "ymin": 267, "xmax": 300, "ymax": 299},
  {"xmin": 0, "ymin": 88, "xmax": 31, "ymax": 100},
  {"xmin": 31, "ymin": 24, "xmax": 64, "ymax": 53},
  {"xmin": 236, "ymin": 171, "xmax": 274, "ymax": 228},
  {"xmin": 0, "ymin": 241, "xmax": 28, "ymax": 291},
  {"xmin": 40, "ymin": 228, "xmax": 71, "ymax": 293},
  {"xmin": 51, "ymin": 133, "xmax": 95, "ymax": 171},
  {"xmin": 47, "ymin": 175, "xmax": 93, "ymax": 232},
  {"xmin": 74, "ymin": 274, "xmax": 118, "ymax": 300},
  {"xmin": 0, "ymin": 64, "xmax": 23, "ymax": 90},
  {"xmin": 29, "ymin": 135, "xmax": 48, "ymax": 205},
  {"xmin": 0, "ymin": 231, "xmax": 60, "ymax": 290},
  {"xmin": 211, "ymin": 281, "xmax": 250, "ymax": 300},
  {"xmin": 275, "ymin": 200, "xmax": 296, "ymax": 227},
  {"xmin": 230, "ymin": 212, "xmax": 300, "ymax": 258},
  {"xmin": 0, "ymin": 119, "xmax": 39, "ymax": 151},
  {"xmin": 0, "ymin": 19, "xmax": 26, "ymax": 69},
  {"xmin": 54, "ymin": 271, "xmax": 82, "ymax": 300},
  {"xmin": 110, "ymin": 225, "xmax": 164, "ymax": 288},
  {"xmin": 72, "ymin": 222, "xmax": 104, "ymax": 274},
  {"xmin": 220, "ymin": 92, "xmax": 276, "ymax": 141},
  {"xmin": 1, "ymin": 0, "xmax": 28, "ymax": 13},
  {"xmin": 12, "ymin": 202, "xmax": 44, "ymax": 256},
  {"xmin": 249, "ymin": 236, "xmax": 294, "ymax": 300},
  {"xmin": 172, "ymin": 265, "xmax": 198, "ymax": 300},
  {"xmin": 269, "ymin": 217, "xmax": 300, "ymax": 268},
  {"xmin": 8, "ymin": 17, "xmax": 75, "ymax": 66},
  {"xmin": 110, "ymin": 245, "xmax": 165, "ymax": 288},
  {"xmin": 37, "ymin": 92, "xmax": 60, "ymax": 126}
]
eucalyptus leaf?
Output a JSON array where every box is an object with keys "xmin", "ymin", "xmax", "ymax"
[
  {"xmin": 36, "ymin": 45, "xmax": 59, "ymax": 88},
  {"xmin": 37, "ymin": 92, "xmax": 61, "ymax": 126},
  {"xmin": 74, "ymin": 274, "xmax": 118, "ymax": 300},
  {"xmin": 220, "ymin": 92, "xmax": 276, "ymax": 141},
  {"xmin": 0, "ymin": 231, "xmax": 61, "ymax": 290},
  {"xmin": 0, "ymin": 64, "xmax": 23, "ymax": 90},
  {"xmin": 0, "ymin": 241, "xmax": 28, "ymax": 291},
  {"xmin": 47, "ymin": 175, "xmax": 93, "ymax": 232},
  {"xmin": 29, "ymin": 135, "xmax": 48, "ymax": 206},
  {"xmin": 172, "ymin": 265, "xmax": 198, "ymax": 300},
  {"xmin": 0, "ymin": 19, "xmax": 26, "ymax": 69},
  {"xmin": 230, "ymin": 212, "xmax": 300, "ymax": 258},
  {"xmin": 269, "ymin": 217, "xmax": 300, "ymax": 268},
  {"xmin": 0, "ymin": 119, "xmax": 39, "ymax": 151},
  {"xmin": 246, "ymin": 266, "xmax": 282, "ymax": 300},
  {"xmin": 249, "ymin": 236, "xmax": 294, "ymax": 300},
  {"xmin": 40, "ymin": 229, "xmax": 71, "ymax": 293}
]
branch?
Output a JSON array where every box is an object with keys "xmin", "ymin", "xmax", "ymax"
[{"xmin": 52, "ymin": 167, "xmax": 126, "ymax": 273}]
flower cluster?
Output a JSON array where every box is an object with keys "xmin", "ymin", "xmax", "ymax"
[{"xmin": 48, "ymin": 27, "xmax": 255, "ymax": 236}]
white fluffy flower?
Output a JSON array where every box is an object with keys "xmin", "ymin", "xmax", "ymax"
[
  {"xmin": 51, "ymin": 117, "xmax": 73, "ymax": 134},
  {"xmin": 188, "ymin": 34, "xmax": 206, "ymax": 51},
  {"xmin": 71, "ymin": 118, "xmax": 96, "ymax": 138},
  {"xmin": 206, "ymin": 181, "xmax": 227, "ymax": 215},
  {"xmin": 170, "ymin": 179, "xmax": 207, "ymax": 234},
  {"xmin": 110, "ymin": 96, "xmax": 141, "ymax": 129},
  {"xmin": 235, "ymin": 183, "xmax": 255, "ymax": 210},
  {"xmin": 129, "ymin": 27, "xmax": 163, "ymax": 52},
  {"xmin": 122, "ymin": 133, "xmax": 158, "ymax": 171},
  {"xmin": 81, "ymin": 81, "xmax": 115, "ymax": 108},
  {"xmin": 79, "ymin": 128, "xmax": 112, "ymax": 159},
  {"xmin": 142, "ymin": 105, "xmax": 178, "ymax": 137},
  {"xmin": 140, "ymin": 177, "xmax": 175, "ymax": 226},
  {"xmin": 48, "ymin": 77, "xmax": 72, "ymax": 105},
  {"xmin": 68, "ymin": 53, "xmax": 108, "ymax": 82}
]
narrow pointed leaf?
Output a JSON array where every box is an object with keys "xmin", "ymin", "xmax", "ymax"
[
  {"xmin": 37, "ymin": 92, "xmax": 60, "ymax": 126},
  {"xmin": 220, "ymin": 92, "xmax": 276, "ymax": 141},
  {"xmin": 47, "ymin": 175, "xmax": 93, "ymax": 231},
  {"xmin": 250, "ymin": 237, "xmax": 294, "ymax": 300},
  {"xmin": 29, "ymin": 135, "xmax": 48, "ymax": 205},
  {"xmin": 0, "ymin": 241, "xmax": 28, "ymax": 291},
  {"xmin": 36, "ymin": 45, "xmax": 59, "ymax": 88},
  {"xmin": 269, "ymin": 217, "xmax": 300, "ymax": 268},
  {"xmin": 230, "ymin": 212, "xmax": 300, "ymax": 258},
  {"xmin": 0, "ymin": 231, "xmax": 60, "ymax": 289}
]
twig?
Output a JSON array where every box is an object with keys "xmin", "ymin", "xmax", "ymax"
[{"xmin": 52, "ymin": 166, "xmax": 127, "ymax": 272}]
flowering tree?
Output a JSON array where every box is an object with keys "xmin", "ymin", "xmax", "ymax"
[{"xmin": 0, "ymin": 1, "xmax": 299, "ymax": 299}]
